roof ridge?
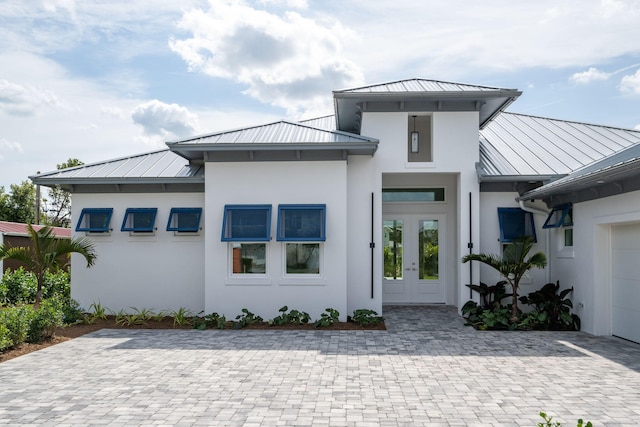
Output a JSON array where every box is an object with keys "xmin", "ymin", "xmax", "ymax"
[
  {"xmin": 334, "ymin": 78, "xmax": 517, "ymax": 93},
  {"xmin": 502, "ymin": 111, "xmax": 640, "ymax": 134}
]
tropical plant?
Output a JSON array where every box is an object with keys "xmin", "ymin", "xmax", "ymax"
[
  {"xmin": 314, "ymin": 308, "xmax": 339, "ymax": 328},
  {"xmin": 269, "ymin": 306, "xmax": 311, "ymax": 326},
  {"xmin": 520, "ymin": 282, "xmax": 580, "ymax": 330},
  {"xmin": 0, "ymin": 224, "xmax": 97, "ymax": 307},
  {"xmin": 234, "ymin": 308, "xmax": 263, "ymax": 329},
  {"xmin": 168, "ymin": 307, "xmax": 193, "ymax": 327},
  {"xmin": 349, "ymin": 309, "xmax": 383, "ymax": 326},
  {"xmin": 462, "ymin": 236, "xmax": 546, "ymax": 323}
]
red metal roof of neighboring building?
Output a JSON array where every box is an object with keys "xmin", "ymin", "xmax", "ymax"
[{"xmin": 0, "ymin": 221, "xmax": 71, "ymax": 238}]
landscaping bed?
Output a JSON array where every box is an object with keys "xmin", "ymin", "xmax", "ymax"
[{"xmin": 0, "ymin": 315, "xmax": 386, "ymax": 364}]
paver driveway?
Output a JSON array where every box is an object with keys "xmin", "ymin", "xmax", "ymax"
[{"xmin": 1, "ymin": 306, "xmax": 640, "ymax": 426}]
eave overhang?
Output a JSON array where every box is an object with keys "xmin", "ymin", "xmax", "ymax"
[
  {"xmin": 168, "ymin": 142, "xmax": 379, "ymax": 162},
  {"xmin": 29, "ymin": 176, "xmax": 205, "ymax": 193},
  {"xmin": 333, "ymin": 90, "xmax": 521, "ymax": 134},
  {"xmin": 518, "ymin": 158, "xmax": 640, "ymax": 206}
]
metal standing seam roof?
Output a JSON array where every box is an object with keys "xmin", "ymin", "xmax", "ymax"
[
  {"xmin": 334, "ymin": 78, "xmax": 518, "ymax": 94},
  {"xmin": 332, "ymin": 78, "xmax": 521, "ymax": 134},
  {"xmin": 30, "ymin": 149, "xmax": 203, "ymax": 184},
  {"xmin": 518, "ymin": 142, "xmax": 640, "ymax": 201},
  {"xmin": 167, "ymin": 120, "xmax": 378, "ymax": 146},
  {"xmin": 478, "ymin": 112, "xmax": 640, "ymax": 179}
]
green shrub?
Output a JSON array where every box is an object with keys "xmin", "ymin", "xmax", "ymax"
[
  {"xmin": 0, "ymin": 268, "xmax": 70, "ymax": 306},
  {"xmin": 234, "ymin": 308, "xmax": 263, "ymax": 329},
  {"xmin": 350, "ymin": 309, "xmax": 383, "ymax": 326},
  {"xmin": 0, "ymin": 305, "xmax": 31, "ymax": 345},
  {"xmin": 0, "ymin": 268, "xmax": 37, "ymax": 305},
  {"xmin": 42, "ymin": 269, "xmax": 70, "ymax": 300},
  {"xmin": 314, "ymin": 308, "xmax": 339, "ymax": 328},
  {"xmin": 61, "ymin": 298, "xmax": 85, "ymax": 325},
  {"xmin": 269, "ymin": 306, "xmax": 311, "ymax": 326},
  {"xmin": 0, "ymin": 323, "xmax": 13, "ymax": 352},
  {"xmin": 27, "ymin": 298, "xmax": 64, "ymax": 343}
]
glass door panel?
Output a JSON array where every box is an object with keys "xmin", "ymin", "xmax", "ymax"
[
  {"xmin": 418, "ymin": 220, "xmax": 439, "ymax": 280},
  {"xmin": 383, "ymin": 219, "xmax": 403, "ymax": 280}
]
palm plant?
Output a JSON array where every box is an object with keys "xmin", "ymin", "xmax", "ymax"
[
  {"xmin": 462, "ymin": 236, "xmax": 546, "ymax": 323},
  {"xmin": 0, "ymin": 224, "xmax": 96, "ymax": 307}
]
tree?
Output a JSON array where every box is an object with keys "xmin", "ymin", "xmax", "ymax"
[
  {"xmin": 41, "ymin": 158, "xmax": 84, "ymax": 227},
  {"xmin": 462, "ymin": 236, "xmax": 547, "ymax": 323},
  {"xmin": 0, "ymin": 181, "xmax": 36, "ymax": 224},
  {"xmin": 0, "ymin": 224, "xmax": 96, "ymax": 307}
]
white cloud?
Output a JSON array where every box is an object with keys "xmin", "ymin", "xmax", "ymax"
[
  {"xmin": 0, "ymin": 138, "xmax": 23, "ymax": 160},
  {"xmin": 332, "ymin": 0, "xmax": 640, "ymax": 80},
  {"xmin": 169, "ymin": 0, "xmax": 363, "ymax": 117},
  {"xmin": 620, "ymin": 70, "xmax": 640, "ymax": 95},
  {"xmin": 131, "ymin": 100, "xmax": 201, "ymax": 145},
  {"xmin": 570, "ymin": 67, "xmax": 610, "ymax": 84},
  {"xmin": 0, "ymin": 79, "xmax": 65, "ymax": 115}
]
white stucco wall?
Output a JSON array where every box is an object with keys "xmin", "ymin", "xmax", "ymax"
[
  {"xmin": 360, "ymin": 111, "xmax": 481, "ymax": 310},
  {"xmin": 204, "ymin": 161, "xmax": 349, "ymax": 321},
  {"xmin": 70, "ymin": 192, "xmax": 205, "ymax": 313},
  {"xmin": 563, "ymin": 190, "xmax": 640, "ymax": 336},
  {"xmin": 478, "ymin": 193, "xmax": 550, "ymax": 295}
]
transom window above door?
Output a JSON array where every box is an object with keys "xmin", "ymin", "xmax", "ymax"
[{"xmin": 382, "ymin": 188, "xmax": 445, "ymax": 202}]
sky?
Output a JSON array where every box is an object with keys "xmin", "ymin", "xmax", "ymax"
[{"xmin": 1, "ymin": 0, "xmax": 640, "ymax": 190}]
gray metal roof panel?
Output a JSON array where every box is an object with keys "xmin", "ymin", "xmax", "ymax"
[
  {"xmin": 479, "ymin": 112, "xmax": 640, "ymax": 179},
  {"xmin": 335, "ymin": 78, "xmax": 517, "ymax": 94},
  {"xmin": 31, "ymin": 150, "xmax": 203, "ymax": 183},
  {"xmin": 299, "ymin": 115, "xmax": 337, "ymax": 131},
  {"xmin": 168, "ymin": 120, "xmax": 377, "ymax": 146},
  {"xmin": 519, "ymin": 142, "xmax": 640, "ymax": 201}
]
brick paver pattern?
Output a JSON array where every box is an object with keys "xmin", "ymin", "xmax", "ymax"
[{"xmin": 1, "ymin": 306, "xmax": 640, "ymax": 426}]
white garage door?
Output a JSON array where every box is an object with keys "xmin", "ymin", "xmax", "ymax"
[{"xmin": 611, "ymin": 223, "xmax": 640, "ymax": 344}]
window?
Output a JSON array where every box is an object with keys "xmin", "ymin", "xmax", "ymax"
[
  {"xmin": 221, "ymin": 205, "xmax": 271, "ymax": 241},
  {"xmin": 121, "ymin": 208, "xmax": 157, "ymax": 233},
  {"xmin": 543, "ymin": 204, "xmax": 574, "ymax": 250},
  {"xmin": 166, "ymin": 208, "xmax": 202, "ymax": 233},
  {"xmin": 543, "ymin": 204, "xmax": 573, "ymax": 229},
  {"xmin": 497, "ymin": 207, "xmax": 537, "ymax": 242},
  {"xmin": 76, "ymin": 208, "xmax": 113, "ymax": 233},
  {"xmin": 382, "ymin": 188, "xmax": 445, "ymax": 202},
  {"xmin": 232, "ymin": 243, "xmax": 266, "ymax": 274},
  {"xmin": 276, "ymin": 205, "xmax": 326, "ymax": 241},
  {"xmin": 285, "ymin": 243, "xmax": 320, "ymax": 274},
  {"xmin": 277, "ymin": 205, "xmax": 325, "ymax": 275}
]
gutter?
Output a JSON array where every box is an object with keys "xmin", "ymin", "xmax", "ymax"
[{"xmin": 518, "ymin": 200, "xmax": 550, "ymax": 283}]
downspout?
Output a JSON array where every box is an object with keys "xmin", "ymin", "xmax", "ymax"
[{"xmin": 518, "ymin": 200, "xmax": 550, "ymax": 283}]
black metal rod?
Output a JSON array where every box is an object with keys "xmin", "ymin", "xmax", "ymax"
[
  {"xmin": 371, "ymin": 192, "xmax": 375, "ymax": 299},
  {"xmin": 469, "ymin": 192, "xmax": 473, "ymax": 299}
]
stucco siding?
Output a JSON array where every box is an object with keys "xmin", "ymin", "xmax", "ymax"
[
  {"xmin": 70, "ymin": 192, "xmax": 205, "ymax": 313},
  {"xmin": 204, "ymin": 161, "xmax": 349, "ymax": 321}
]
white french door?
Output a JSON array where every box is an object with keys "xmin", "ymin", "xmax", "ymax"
[{"xmin": 382, "ymin": 214, "xmax": 446, "ymax": 303}]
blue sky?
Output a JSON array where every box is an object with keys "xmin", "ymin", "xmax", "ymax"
[{"xmin": 1, "ymin": 0, "xmax": 639, "ymax": 190}]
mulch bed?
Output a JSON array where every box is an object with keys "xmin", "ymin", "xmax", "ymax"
[{"xmin": 1, "ymin": 316, "xmax": 385, "ymax": 364}]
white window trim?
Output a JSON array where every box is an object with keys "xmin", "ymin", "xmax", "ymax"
[{"xmin": 557, "ymin": 226, "xmax": 575, "ymax": 258}]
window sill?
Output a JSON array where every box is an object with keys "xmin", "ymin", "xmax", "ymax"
[
  {"xmin": 278, "ymin": 278, "xmax": 327, "ymax": 286},
  {"xmin": 404, "ymin": 162, "xmax": 436, "ymax": 169},
  {"xmin": 557, "ymin": 248, "xmax": 575, "ymax": 259},
  {"xmin": 225, "ymin": 278, "xmax": 272, "ymax": 286}
]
